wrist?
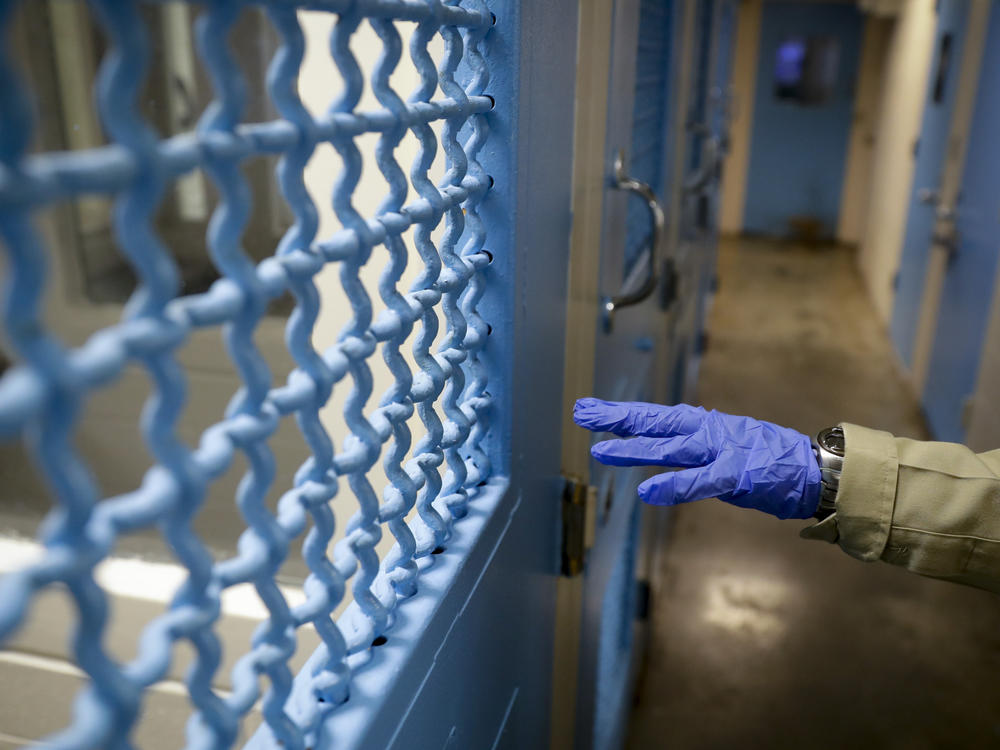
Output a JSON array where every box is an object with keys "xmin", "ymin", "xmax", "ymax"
[{"xmin": 812, "ymin": 426, "xmax": 844, "ymax": 519}]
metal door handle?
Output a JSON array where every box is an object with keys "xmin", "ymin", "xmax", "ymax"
[{"xmin": 602, "ymin": 151, "xmax": 665, "ymax": 331}]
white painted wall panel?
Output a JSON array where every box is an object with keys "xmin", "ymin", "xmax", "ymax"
[{"xmin": 857, "ymin": 0, "xmax": 937, "ymax": 323}]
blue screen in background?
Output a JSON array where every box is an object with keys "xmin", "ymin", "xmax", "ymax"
[
  {"xmin": 775, "ymin": 38, "xmax": 807, "ymax": 88},
  {"xmin": 774, "ymin": 36, "xmax": 839, "ymax": 106}
]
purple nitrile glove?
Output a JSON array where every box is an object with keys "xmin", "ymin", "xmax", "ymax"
[{"xmin": 573, "ymin": 398, "xmax": 821, "ymax": 520}]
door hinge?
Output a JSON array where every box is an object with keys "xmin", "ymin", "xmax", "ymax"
[
  {"xmin": 560, "ymin": 475, "xmax": 595, "ymax": 577},
  {"xmin": 659, "ymin": 257, "xmax": 678, "ymax": 311}
]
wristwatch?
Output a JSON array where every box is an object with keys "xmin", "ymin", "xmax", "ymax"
[{"xmin": 812, "ymin": 426, "xmax": 845, "ymax": 519}]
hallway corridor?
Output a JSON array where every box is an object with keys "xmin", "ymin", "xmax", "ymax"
[{"xmin": 626, "ymin": 238, "xmax": 1000, "ymax": 748}]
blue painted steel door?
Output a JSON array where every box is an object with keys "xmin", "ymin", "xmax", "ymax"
[
  {"xmin": 572, "ymin": 1, "xmax": 736, "ymax": 747},
  {"xmin": 890, "ymin": 0, "xmax": 971, "ymax": 367},
  {"xmin": 683, "ymin": 0, "xmax": 738, "ymax": 398},
  {"xmin": 575, "ymin": 1, "xmax": 680, "ymax": 749},
  {"xmin": 571, "ymin": 5, "xmax": 731, "ymax": 746},
  {"xmin": 0, "ymin": 2, "xmax": 579, "ymax": 749},
  {"xmin": 921, "ymin": 3, "xmax": 1000, "ymax": 442}
]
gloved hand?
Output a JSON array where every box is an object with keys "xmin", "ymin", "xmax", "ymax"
[{"xmin": 573, "ymin": 398, "xmax": 821, "ymax": 519}]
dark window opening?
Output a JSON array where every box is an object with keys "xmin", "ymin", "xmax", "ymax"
[{"xmin": 774, "ymin": 36, "xmax": 841, "ymax": 106}]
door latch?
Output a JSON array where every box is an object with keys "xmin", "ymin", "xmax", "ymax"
[
  {"xmin": 659, "ymin": 257, "xmax": 678, "ymax": 311},
  {"xmin": 931, "ymin": 215, "xmax": 960, "ymax": 261},
  {"xmin": 560, "ymin": 475, "xmax": 596, "ymax": 577}
]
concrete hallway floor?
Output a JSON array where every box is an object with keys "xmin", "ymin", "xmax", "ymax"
[{"xmin": 626, "ymin": 237, "xmax": 1000, "ymax": 749}]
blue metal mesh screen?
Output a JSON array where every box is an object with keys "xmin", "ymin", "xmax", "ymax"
[
  {"xmin": 624, "ymin": 0, "xmax": 672, "ymax": 272},
  {"xmin": 0, "ymin": 0, "xmax": 496, "ymax": 747},
  {"xmin": 688, "ymin": 0, "xmax": 715, "ymax": 172}
]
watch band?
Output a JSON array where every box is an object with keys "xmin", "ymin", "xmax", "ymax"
[{"xmin": 812, "ymin": 426, "xmax": 844, "ymax": 519}]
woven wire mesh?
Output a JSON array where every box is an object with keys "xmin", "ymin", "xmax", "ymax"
[
  {"xmin": 624, "ymin": 0, "xmax": 671, "ymax": 271},
  {"xmin": 0, "ymin": 0, "xmax": 495, "ymax": 747}
]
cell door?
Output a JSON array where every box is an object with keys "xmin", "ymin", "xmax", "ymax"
[
  {"xmin": 921, "ymin": 1, "xmax": 1000, "ymax": 442},
  {"xmin": 679, "ymin": 0, "xmax": 738, "ymax": 402},
  {"xmin": 0, "ymin": 1, "xmax": 579, "ymax": 749},
  {"xmin": 889, "ymin": 0, "xmax": 973, "ymax": 372},
  {"xmin": 581, "ymin": 2, "xmax": 678, "ymax": 747},
  {"xmin": 557, "ymin": 1, "xmax": 695, "ymax": 748}
]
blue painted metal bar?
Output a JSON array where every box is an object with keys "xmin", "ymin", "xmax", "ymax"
[
  {"xmin": 0, "ymin": 0, "xmax": 499, "ymax": 747},
  {"xmin": 142, "ymin": 0, "xmax": 491, "ymax": 26},
  {"xmin": 0, "ymin": 98, "xmax": 493, "ymax": 205}
]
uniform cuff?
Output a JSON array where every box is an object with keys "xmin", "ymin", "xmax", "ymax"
[{"xmin": 800, "ymin": 423, "xmax": 899, "ymax": 561}]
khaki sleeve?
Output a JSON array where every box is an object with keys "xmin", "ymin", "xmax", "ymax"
[{"xmin": 800, "ymin": 423, "xmax": 1000, "ymax": 593}]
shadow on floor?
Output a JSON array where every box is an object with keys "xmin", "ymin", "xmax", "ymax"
[{"xmin": 626, "ymin": 237, "xmax": 1000, "ymax": 749}]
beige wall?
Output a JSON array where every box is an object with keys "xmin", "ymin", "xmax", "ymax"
[
  {"xmin": 718, "ymin": 0, "xmax": 762, "ymax": 235},
  {"xmin": 857, "ymin": 0, "xmax": 937, "ymax": 324},
  {"xmin": 838, "ymin": 15, "xmax": 893, "ymax": 245}
]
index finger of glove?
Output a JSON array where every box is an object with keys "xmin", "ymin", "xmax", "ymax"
[{"xmin": 574, "ymin": 398, "xmax": 706, "ymax": 437}]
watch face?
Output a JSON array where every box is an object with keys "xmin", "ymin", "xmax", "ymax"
[{"xmin": 819, "ymin": 427, "xmax": 845, "ymax": 456}]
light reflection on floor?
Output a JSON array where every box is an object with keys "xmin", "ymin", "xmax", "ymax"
[
  {"xmin": 701, "ymin": 573, "xmax": 790, "ymax": 644},
  {"xmin": 627, "ymin": 238, "xmax": 1000, "ymax": 749}
]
